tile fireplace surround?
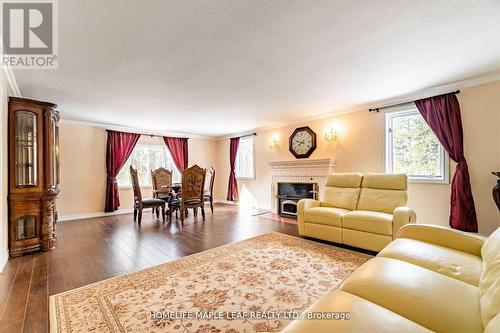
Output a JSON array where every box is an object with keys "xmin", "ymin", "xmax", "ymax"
[{"xmin": 268, "ymin": 159, "xmax": 336, "ymax": 212}]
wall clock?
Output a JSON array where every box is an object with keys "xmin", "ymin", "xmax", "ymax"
[{"xmin": 289, "ymin": 126, "xmax": 317, "ymax": 159}]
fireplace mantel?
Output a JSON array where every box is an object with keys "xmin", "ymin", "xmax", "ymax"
[
  {"xmin": 268, "ymin": 158, "xmax": 336, "ymax": 212},
  {"xmin": 269, "ymin": 158, "xmax": 336, "ymax": 176}
]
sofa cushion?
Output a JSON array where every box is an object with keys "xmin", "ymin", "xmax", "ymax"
[
  {"xmin": 322, "ymin": 187, "xmax": 360, "ymax": 211},
  {"xmin": 304, "ymin": 207, "xmax": 348, "ymax": 227},
  {"xmin": 361, "ymin": 173, "xmax": 408, "ymax": 190},
  {"xmin": 321, "ymin": 173, "xmax": 363, "ymax": 210},
  {"xmin": 479, "ymin": 227, "xmax": 500, "ymax": 328},
  {"xmin": 397, "ymin": 224, "xmax": 485, "ymax": 256},
  {"xmin": 485, "ymin": 313, "xmax": 500, "ymax": 333},
  {"xmin": 342, "ymin": 228, "xmax": 393, "ymax": 252},
  {"xmin": 325, "ymin": 172, "xmax": 364, "ymax": 188},
  {"xmin": 378, "ymin": 238, "xmax": 483, "ymax": 286},
  {"xmin": 342, "ymin": 210, "xmax": 393, "ymax": 236},
  {"xmin": 340, "ymin": 257, "xmax": 483, "ymax": 333},
  {"xmin": 357, "ymin": 188, "xmax": 407, "ymax": 214},
  {"xmin": 357, "ymin": 173, "xmax": 408, "ymax": 213},
  {"xmin": 304, "ymin": 223, "xmax": 342, "ymax": 244},
  {"xmin": 282, "ymin": 290, "xmax": 432, "ymax": 333}
]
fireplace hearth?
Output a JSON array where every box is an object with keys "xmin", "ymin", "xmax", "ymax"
[{"xmin": 277, "ymin": 182, "xmax": 318, "ymax": 218}]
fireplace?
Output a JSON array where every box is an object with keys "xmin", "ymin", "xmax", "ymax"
[
  {"xmin": 277, "ymin": 182, "xmax": 317, "ymax": 218},
  {"xmin": 268, "ymin": 159, "xmax": 335, "ymax": 213}
]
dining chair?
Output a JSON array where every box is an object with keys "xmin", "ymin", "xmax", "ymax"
[
  {"xmin": 151, "ymin": 167, "xmax": 172, "ymax": 216},
  {"xmin": 204, "ymin": 166, "xmax": 215, "ymax": 213},
  {"xmin": 166, "ymin": 191, "xmax": 181, "ymax": 222},
  {"xmin": 180, "ymin": 164, "xmax": 206, "ymax": 222},
  {"xmin": 130, "ymin": 166, "xmax": 166, "ymax": 224}
]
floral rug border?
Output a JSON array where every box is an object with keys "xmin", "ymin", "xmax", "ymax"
[{"xmin": 49, "ymin": 231, "xmax": 372, "ymax": 332}]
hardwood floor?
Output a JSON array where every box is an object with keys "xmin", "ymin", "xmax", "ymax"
[{"xmin": 0, "ymin": 204, "xmax": 298, "ymax": 333}]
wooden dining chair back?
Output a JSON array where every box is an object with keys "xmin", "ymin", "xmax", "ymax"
[
  {"xmin": 204, "ymin": 166, "xmax": 215, "ymax": 213},
  {"xmin": 130, "ymin": 166, "xmax": 165, "ymax": 224},
  {"xmin": 151, "ymin": 167, "xmax": 173, "ymax": 217},
  {"xmin": 151, "ymin": 167, "xmax": 172, "ymax": 200},
  {"xmin": 130, "ymin": 165, "xmax": 143, "ymax": 204},
  {"xmin": 151, "ymin": 168, "xmax": 172, "ymax": 192},
  {"xmin": 180, "ymin": 164, "xmax": 206, "ymax": 222}
]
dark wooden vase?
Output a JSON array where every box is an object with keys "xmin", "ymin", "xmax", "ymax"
[{"xmin": 493, "ymin": 172, "xmax": 500, "ymax": 211}]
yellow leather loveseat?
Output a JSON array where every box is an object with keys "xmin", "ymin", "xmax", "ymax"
[
  {"xmin": 284, "ymin": 224, "xmax": 500, "ymax": 333},
  {"xmin": 297, "ymin": 173, "xmax": 416, "ymax": 251}
]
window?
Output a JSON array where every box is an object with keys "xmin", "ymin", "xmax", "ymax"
[
  {"xmin": 384, "ymin": 107, "xmax": 448, "ymax": 183},
  {"xmin": 116, "ymin": 144, "xmax": 181, "ymax": 188},
  {"xmin": 235, "ymin": 136, "xmax": 255, "ymax": 179}
]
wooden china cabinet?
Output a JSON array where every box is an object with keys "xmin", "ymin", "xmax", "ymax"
[{"xmin": 8, "ymin": 97, "xmax": 60, "ymax": 258}]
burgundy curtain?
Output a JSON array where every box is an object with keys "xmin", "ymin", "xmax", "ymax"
[
  {"xmin": 415, "ymin": 93, "xmax": 478, "ymax": 232},
  {"xmin": 227, "ymin": 137, "xmax": 240, "ymax": 201},
  {"xmin": 163, "ymin": 137, "xmax": 188, "ymax": 171},
  {"xmin": 105, "ymin": 130, "xmax": 141, "ymax": 212}
]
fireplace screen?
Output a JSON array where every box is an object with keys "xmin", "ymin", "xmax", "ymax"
[
  {"xmin": 277, "ymin": 182, "xmax": 317, "ymax": 218},
  {"xmin": 277, "ymin": 182, "xmax": 315, "ymax": 199},
  {"xmin": 281, "ymin": 200, "xmax": 298, "ymax": 216}
]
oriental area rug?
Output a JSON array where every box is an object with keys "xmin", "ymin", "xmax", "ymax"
[{"xmin": 50, "ymin": 232, "xmax": 371, "ymax": 333}]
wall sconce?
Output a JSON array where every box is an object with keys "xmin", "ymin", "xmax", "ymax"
[
  {"xmin": 268, "ymin": 135, "xmax": 280, "ymax": 151},
  {"xmin": 324, "ymin": 127, "xmax": 339, "ymax": 142}
]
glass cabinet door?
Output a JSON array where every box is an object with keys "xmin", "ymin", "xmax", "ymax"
[
  {"xmin": 56, "ymin": 124, "xmax": 60, "ymax": 186},
  {"xmin": 14, "ymin": 111, "xmax": 38, "ymax": 187},
  {"xmin": 15, "ymin": 216, "xmax": 37, "ymax": 240},
  {"xmin": 49, "ymin": 118, "xmax": 60, "ymax": 187}
]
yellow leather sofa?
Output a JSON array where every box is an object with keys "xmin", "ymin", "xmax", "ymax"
[
  {"xmin": 284, "ymin": 224, "xmax": 500, "ymax": 333},
  {"xmin": 297, "ymin": 172, "xmax": 416, "ymax": 251}
]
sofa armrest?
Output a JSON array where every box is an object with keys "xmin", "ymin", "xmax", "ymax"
[
  {"xmin": 392, "ymin": 206, "xmax": 416, "ymax": 239},
  {"xmin": 297, "ymin": 199, "xmax": 320, "ymax": 235},
  {"xmin": 397, "ymin": 224, "xmax": 486, "ymax": 257}
]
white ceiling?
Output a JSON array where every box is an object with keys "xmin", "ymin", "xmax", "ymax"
[{"xmin": 13, "ymin": 0, "xmax": 500, "ymax": 137}]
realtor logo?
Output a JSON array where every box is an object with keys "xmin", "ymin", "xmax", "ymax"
[{"xmin": 1, "ymin": 0, "xmax": 58, "ymax": 68}]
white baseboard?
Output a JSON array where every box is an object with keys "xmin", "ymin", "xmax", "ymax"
[
  {"xmin": 59, "ymin": 200, "xmax": 241, "ymax": 222},
  {"xmin": 58, "ymin": 200, "xmax": 235, "ymax": 222},
  {"xmin": 58, "ymin": 208, "xmax": 134, "ymax": 222},
  {"xmin": 213, "ymin": 199, "xmax": 238, "ymax": 205},
  {"xmin": 0, "ymin": 251, "xmax": 8, "ymax": 273}
]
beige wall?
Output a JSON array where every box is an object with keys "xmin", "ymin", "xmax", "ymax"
[
  {"xmin": 215, "ymin": 81, "xmax": 500, "ymax": 235},
  {"xmin": 58, "ymin": 124, "xmax": 107, "ymax": 216},
  {"xmin": 459, "ymin": 82, "xmax": 500, "ymax": 235},
  {"xmin": 0, "ymin": 71, "xmax": 9, "ymax": 271},
  {"xmin": 58, "ymin": 124, "xmax": 218, "ymax": 217}
]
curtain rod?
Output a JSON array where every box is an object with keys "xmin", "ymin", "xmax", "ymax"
[
  {"xmin": 105, "ymin": 129, "xmax": 189, "ymax": 139},
  {"xmin": 368, "ymin": 90, "xmax": 460, "ymax": 113},
  {"xmin": 231, "ymin": 132, "xmax": 257, "ymax": 139}
]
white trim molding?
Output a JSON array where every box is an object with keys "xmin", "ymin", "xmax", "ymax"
[
  {"xmin": 235, "ymin": 135, "xmax": 256, "ymax": 180},
  {"xmin": 0, "ymin": 251, "xmax": 7, "ymax": 273},
  {"xmin": 58, "ymin": 201, "xmax": 237, "ymax": 222},
  {"xmin": 0, "ymin": 38, "xmax": 21, "ymax": 97},
  {"xmin": 382, "ymin": 105, "xmax": 450, "ymax": 184},
  {"xmin": 59, "ymin": 118, "xmax": 217, "ymax": 140},
  {"xmin": 1, "ymin": 65, "xmax": 20, "ymax": 97},
  {"xmin": 58, "ymin": 208, "xmax": 134, "ymax": 222},
  {"xmin": 213, "ymin": 199, "xmax": 238, "ymax": 205}
]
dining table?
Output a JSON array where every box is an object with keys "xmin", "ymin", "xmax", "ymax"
[
  {"xmin": 153, "ymin": 183, "xmax": 183, "ymax": 221},
  {"xmin": 160, "ymin": 183, "xmax": 182, "ymax": 193}
]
